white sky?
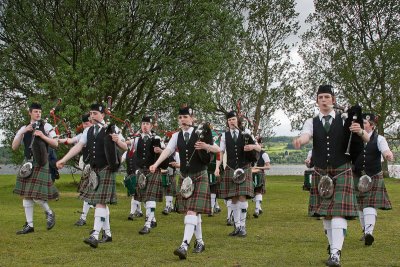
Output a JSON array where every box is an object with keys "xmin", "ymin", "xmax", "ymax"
[{"xmin": 271, "ymin": 0, "xmax": 314, "ymax": 136}]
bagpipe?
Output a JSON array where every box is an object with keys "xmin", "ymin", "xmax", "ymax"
[
  {"xmin": 181, "ymin": 121, "xmax": 214, "ymax": 165},
  {"xmin": 235, "ymin": 99, "xmax": 258, "ymax": 163},
  {"xmin": 330, "ymin": 103, "xmax": 364, "ymax": 164}
]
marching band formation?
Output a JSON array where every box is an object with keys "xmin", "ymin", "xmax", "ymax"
[{"xmin": 11, "ymin": 84, "xmax": 394, "ymax": 266}]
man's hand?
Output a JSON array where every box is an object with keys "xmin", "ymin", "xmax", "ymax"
[{"xmin": 56, "ymin": 160, "xmax": 65, "ymax": 170}]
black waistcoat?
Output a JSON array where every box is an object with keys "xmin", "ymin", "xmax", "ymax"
[
  {"xmin": 87, "ymin": 126, "xmax": 108, "ymax": 169},
  {"xmin": 312, "ymin": 114, "xmax": 350, "ymax": 169},
  {"xmin": 177, "ymin": 130, "xmax": 206, "ymax": 174},
  {"xmin": 23, "ymin": 123, "xmax": 48, "ymax": 159},
  {"xmin": 126, "ymin": 148, "xmax": 138, "ymax": 175},
  {"xmin": 256, "ymin": 150, "xmax": 266, "ymax": 167},
  {"xmin": 135, "ymin": 136, "xmax": 156, "ymax": 169},
  {"xmin": 354, "ymin": 131, "xmax": 381, "ymax": 176},
  {"xmin": 226, "ymin": 131, "xmax": 248, "ymax": 168}
]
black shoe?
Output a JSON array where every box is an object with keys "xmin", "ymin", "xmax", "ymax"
[
  {"xmin": 364, "ymin": 233, "xmax": 374, "ymax": 246},
  {"xmin": 83, "ymin": 235, "xmax": 98, "ymax": 248},
  {"xmin": 326, "ymin": 253, "xmax": 341, "ymax": 267},
  {"xmin": 253, "ymin": 211, "xmax": 259, "ymax": 218},
  {"xmin": 16, "ymin": 223, "xmax": 34, "ymax": 235},
  {"xmin": 45, "ymin": 211, "xmax": 56, "ymax": 230},
  {"xmin": 162, "ymin": 207, "xmax": 171, "ymax": 215},
  {"xmin": 259, "ymin": 209, "xmax": 263, "ymax": 214},
  {"xmin": 75, "ymin": 218, "xmax": 86, "ymax": 226},
  {"xmin": 128, "ymin": 213, "xmax": 134, "ymax": 220},
  {"xmin": 229, "ymin": 227, "xmax": 241, "ymax": 236},
  {"xmin": 226, "ymin": 218, "xmax": 233, "ymax": 226},
  {"xmin": 174, "ymin": 246, "xmax": 187, "ymax": 260},
  {"xmin": 139, "ymin": 226, "xmax": 150, "ymax": 235},
  {"xmin": 214, "ymin": 207, "xmax": 221, "ymax": 214},
  {"xmin": 192, "ymin": 241, "xmax": 205, "ymax": 253},
  {"xmin": 134, "ymin": 210, "xmax": 144, "ymax": 217},
  {"xmin": 99, "ymin": 230, "xmax": 112, "ymax": 243},
  {"xmin": 237, "ymin": 227, "xmax": 247, "ymax": 237},
  {"xmin": 150, "ymin": 221, "xmax": 157, "ymax": 228}
]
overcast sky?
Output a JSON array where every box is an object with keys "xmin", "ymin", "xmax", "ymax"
[{"xmin": 272, "ymin": 0, "xmax": 315, "ymax": 136}]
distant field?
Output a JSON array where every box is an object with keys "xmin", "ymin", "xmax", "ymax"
[{"xmin": 1, "ymin": 174, "xmax": 399, "ymax": 266}]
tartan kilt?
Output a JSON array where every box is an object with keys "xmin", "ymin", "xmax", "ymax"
[
  {"xmin": 208, "ymin": 172, "xmax": 219, "ymax": 196},
  {"xmin": 79, "ymin": 167, "xmax": 117, "ymax": 205},
  {"xmin": 309, "ymin": 163, "xmax": 358, "ymax": 219},
  {"xmin": 219, "ymin": 166, "xmax": 254, "ymax": 199},
  {"xmin": 253, "ymin": 172, "xmax": 266, "ymax": 195},
  {"xmin": 163, "ymin": 175, "xmax": 177, "ymax": 196},
  {"xmin": 175, "ymin": 170, "xmax": 211, "ymax": 214},
  {"xmin": 355, "ymin": 172, "xmax": 392, "ymax": 210},
  {"xmin": 14, "ymin": 162, "xmax": 59, "ymax": 201},
  {"xmin": 135, "ymin": 170, "xmax": 163, "ymax": 203}
]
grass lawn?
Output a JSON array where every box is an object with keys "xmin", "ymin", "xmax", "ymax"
[{"xmin": 0, "ymin": 174, "xmax": 399, "ymax": 267}]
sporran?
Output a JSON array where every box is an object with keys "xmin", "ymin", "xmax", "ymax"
[
  {"xmin": 18, "ymin": 161, "xmax": 33, "ymax": 179},
  {"xmin": 232, "ymin": 168, "xmax": 246, "ymax": 184},
  {"xmin": 358, "ymin": 174, "xmax": 373, "ymax": 193},
  {"xmin": 180, "ymin": 176, "xmax": 194, "ymax": 199},
  {"xmin": 318, "ymin": 175, "xmax": 334, "ymax": 199}
]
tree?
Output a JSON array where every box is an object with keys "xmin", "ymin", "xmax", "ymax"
[
  {"xmin": 211, "ymin": 0, "xmax": 300, "ymax": 138},
  {"xmin": 0, "ymin": 0, "xmax": 242, "ymax": 152}
]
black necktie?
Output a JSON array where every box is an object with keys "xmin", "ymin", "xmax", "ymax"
[
  {"xmin": 184, "ymin": 132, "xmax": 190, "ymax": 144},
  {"xmin": 323, "ymin": 115, "xmax": 331, "ymax": 133},
  {"xmin": 94, "ymin": 125, "xmax": 100, "ymax": 137},
  {"xmin": 232, "ymin": 131, "xmax": 238, "ymax": 143}
]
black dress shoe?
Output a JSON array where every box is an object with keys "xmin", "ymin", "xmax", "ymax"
[
  {"xmin": 214, "ymin": 207, "xmax": 221, "ymax": 214},
  {"xmin": 128, "ymin": 213, "xmax": 134, "ymax": 220},
  {"xmin": 173, "ymin": 246, "xmax": 187, "ymax": 260},
  {"xmin": 83, "ymin": 235, "xmax": 98, "ymax": 248},
  {"xmin": 45, "ymin": 211, "xmax": 56, "ymax": 230},
  {"xmin": 237, "ymin": 227, "xmax": 247, "ymax": 237},
  {"xmin": 162, "ymin": 207, "xmax": 170, "ymax": 215},
  {"xmin": 99, "ymin": 230, "xmax": 112, "ymax": 243},
  {"xmin": 75, "ymin": 218, "xmax": 86, "ymax": 226},
  {"xmin": 229, "ymin": 227, "xmax": 241, "ymax": 236},
  {"xmin": 139, "ymin": 226, "xmax": 150, "ymax": 235},
  {"xmin": 150, "ymin": 221, "xmax": 157, "ymax": 228},
  {"xmin": 253, "ymin": 211, "xmax": 259, "ymax": 218},
  {"xmin": 326, "ymin": 254, "xmax": 341, "ymax": 267},
  {"xmin": 134, "ymin": 210, "xmax": 144, "ymax": 217},
  {"xmin": 364, "ymin": 233, "xmax": 374, "ymax": 246},
  {"xmin": 16, "ymin": 223, "xmax": 34, "ymax": 235},
  {"xmin": 192, "ymin": 241, "xmax": 205, "ymax": 253}
]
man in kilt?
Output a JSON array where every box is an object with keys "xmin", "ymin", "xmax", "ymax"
[
  {"xmin": 353, "ymin": 113, "xmax": 393, "ymax": 246},
  {"xmin": 252, "ymin": 137, "xmax": 271, "ymax": 218},
  {"xmin": 293, "ymin": 85, "xmax": 369, "ymax": 267},
  {"xmin": 150, "ymin": 105, "xmax": 220, "ymax": 260},
  {"xmin": 57, "ymin": 103, "xmax": 127, "ymax": 248},
  {"xmin": 12, "ymin": 102, "xmax": 58, "ymax": 234},
  {"xmin": 58, "ymin": 113, "xmax": 93, "ymax": 226},
  {"xmin": 121, "ymin": 143, "xmax": 144, "ymax": 220},
  {"xmin": 215, "ymin": 111, "xmax": 261, "ymax": 237},
  {"xmin": 134, "ymin": 116, "xmax": 167, "ymax": 235},
  {"xmin": 161, "ymin": 136, "xmax": 179, "ymax": 215}
]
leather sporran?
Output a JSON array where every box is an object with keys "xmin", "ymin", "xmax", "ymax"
[
  {"xmin": 180, "ymin": 176, "xmax": 194, "ymax": 199},
  {"xmin": 18, "ymin": 161, "xmax": 33, "ymax": 179},
  {"xmin": 358, "ymin": 174, "xmax": 373, "ymax": 193},
  {"xmin": 136, "ymin": 170, "xmax": 147, "ymax": 189},
  {"xmin": 232, "ymin": 168, "xmax": 246, "ymax": 184},
  {"xmin": 88, "ymin": 170, "xmax": 99, "ymax": 190},
  {"xmin": 318, "ymin": 175, "xmax": 334, "ymax": 199}
]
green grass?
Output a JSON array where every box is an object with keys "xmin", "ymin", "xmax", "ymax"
[{"xmin": 1, "ymin": 174, "xmax": 400, "ymax": 266}]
